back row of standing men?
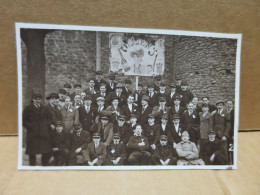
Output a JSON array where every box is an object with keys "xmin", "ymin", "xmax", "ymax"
[{"xmin": 23, "ymin": 71, "xmax": 234, "ymax": 166}]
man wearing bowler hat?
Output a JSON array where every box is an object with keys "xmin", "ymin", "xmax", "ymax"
[
  {"xmin": 85, "ymin": 133, "xmax": 107, "ymax": 166},
  {"xmin": 105, "ymin": 133, "xmax": 127, "ymax": 165},
  {"xmin": 90, "ymin": 115, "xmax": 114, "ymax": 146},
  {"xmin": 152, "ymin": 135, "xmax": 178, "ymax": 165},
  {"xmin": 69, "ymin": 123, "xmax": 91, "ymax": 165},
  {"xmin": 23, "ymin": 94, "xmax": 52, "ymax": 166},
  {"xmin": 200, "ymin": 130, "xmax": 227, "ymax": 165}
]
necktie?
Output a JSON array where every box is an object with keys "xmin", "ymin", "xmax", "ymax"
[{"xmin": 149, "ymin": 93, "xmax": 152, "ymax": 97}]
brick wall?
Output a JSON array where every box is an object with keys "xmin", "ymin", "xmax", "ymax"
[{"xmin": 21, "ymin": 30, "xmax": 237, "ymax": 105}]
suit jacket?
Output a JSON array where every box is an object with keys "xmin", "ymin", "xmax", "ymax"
[
  {"xmin": 102, "ymin": 105, "xmax": 121, "ymax": 124},
  {"xmin": 90, "ymin": 122, "xmax": 114, "ymax": 145},
  {"xmin": 166, "ymin": 92, "xmax": 179, "ymax": 107},
  {"xmin": 106, "ymin": 142, "xmax": 126, "ymax": 159},
  {"xmin": 152, "ymin": 105, "xmax": 171, "ymax": 123},
  {"xmin": 212, "ymin": 110, "xmax": 231, "ymax": 138},
  {"xmin": 70, "ymin": 130, "xmax": 91, "ymax": 151},
  {"xmin": 60, "ymin": 105, "xmax": 79, "ymax": 133},
  {"xmin": 126, "ymin": 135, "xmax": 149, "ymax": 153},
  {"xmin": 180, "ymin": 110, "xmax": 200, "ymax": 131},
  {"xmin": 85, "ymin": 142, "xmax": 107, "ymax": 165},
  {"xmin": 167, "ymin": 123, "xmax": 185, "ymax": 144},
  {"xmin": 139, "ymin": 106, "xmax": 153, "ymax": 126},
  {"xmin": 84, "ymin": 87, "xmax": 97, "ymax": 96},
  {"xmin": 143, "ymin": 123, "xmax": 160, "ymax": 145},
  {"xmin": 159, "ymin": 123, "xmax": 172, "ymax": 136},
  {"xmin": 179, "ymin": 89, "xmax": 194, "ymax": 107},
  {"xmin": 121, "ymin": 104, "xmax": 140, "ymax": 121},
  {"xmin": 23, "ymin": 104, "xmax": 51, "ymax": 154},
  {"xmin": 199, "ymin": 112, "xmax": 214, "ymax": 139},
  {"xmin": 146, "ymin": 92, "xmax": 159, "ymax": 108},
  {"xmin": 46, "ymin": 103, "xmax": 61, "ymax": 127},
  {"xmin": 78, "ymin": 105, "xmax": 96, "ymax": 132},
  {"xmin": 194, "ymin": 105, "xmax": 202, "ymax": 113},
  {"xmin": 113, "ymin": 124, "xmax": 131, "ymax": 145},
  {"xmin": 106, "ymin": 91, "xmax": 126, "ymax": 107},
  {"xmin": 170, "ymin": 105, "xmax": 186, "ymax": 117},
  {"xmin": 153, "ymin": 144, "xmax": 177, "ymax": 161},
  {"xmin": 106, "ymin": 82, "xmax": 117, "ymax": 94}
]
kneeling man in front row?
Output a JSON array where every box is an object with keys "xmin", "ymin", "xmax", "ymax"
[
  {"xmin": 176, "ymin": 131, "xmax": 205, "ymax": 165},
  {"xmin": 126, "ymin": 124, "xmax": 151, "ymax": 165}
]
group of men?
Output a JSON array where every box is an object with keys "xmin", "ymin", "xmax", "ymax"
[{"xmin": 23, "ymin": 71, "xmax": 234, "ymax": 166}]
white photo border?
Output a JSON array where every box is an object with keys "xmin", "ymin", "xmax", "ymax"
[{"xmin": 16, "ymin": 22, "xmax": 242, "ymax": 170}]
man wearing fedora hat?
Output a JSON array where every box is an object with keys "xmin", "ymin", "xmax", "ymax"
[
  {"xmin": 23, "ymin": 94, "xmax": 52, "ymax": 166},
  {"xmin": 85, "ymin": 133, "xmax": 107, "ymax": 166},
  {"xmin": 152, "ymin": 135, "xmax": 178, "ymax": 165},
  {"xmin": 90, "ymin": 115, "xmax": 114, "ymax": 146},
  {"xmin": 46, "ymin": 93, "xmax": 61, "ymax": 131},
  {"xmin": 105, "ymin": 133, "xmax": 127, "ymax": 165},
  {"xmin": 69, "ymin": 123, "xmax": 91, "ymax": 165}
]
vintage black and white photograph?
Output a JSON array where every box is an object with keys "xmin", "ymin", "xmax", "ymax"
[{"xmin": 16, "ymin": 23, "xmax": 241, "ymax": 170}]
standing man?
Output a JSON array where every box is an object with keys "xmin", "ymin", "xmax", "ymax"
[
  {"xmin": 157, "ymin": 82, "xmax": 168, "ymax": 99},
  {"xmin": 23, "ymin": 94, "xmax": 52, "ymax": 166},
  {"xmin": 106, "ymin": 83, "xmax": 126, "ymax": 106},
  {"xmin": 94, "ymin": 70, "xmax": 106, "ymax": 92},
  {"xmin": 175, "ymin": 76, "xmax": 182, "ymax": 94},
  {"xmin": 121, "ymin": 94, "xmax": 140, "ymax": 122},
  {"xmin": 85, "ymin": 78, "xmax": 97, "ymax": 96},
  {"xmin": 199, "ymin": 104, "xmax": 214, "ymax": 144},
  {"xmin": 122, "ymin": 79, "xmax": 132, "ymax": 98},
  {"xmin": 63, "ymin": 84, "xmax": 72, "ymax": 96},
  {"xmin": 170, "ymin": 96, "xmax": 186, "ymax": 116},
  {"xmin": 167, "ymin": 114, "xmax": 184, "ymax": 147},
  {"xmin": 113, "ymin": 115, "xmax": 131, "ymax": 145},
  {"xmin": 102, "ymin": 96, "xmax": 121, "ymax": 124},
  {"xmin": 166, "ymin": 83, "xmax": 179, "ymax": 107},
  {"xmin": 93, "ymin": 83, "xmax": 108, "ymax": 106},
  {"xmin": 201, "ymin": 97, "xmax": 217, "ymax": 114},
  {"xmin": 78, "ymin": 95, "xmax": 96, "ymax": 132},
  {"xmin": 147, "ymin": 84, "xmax": 159, "ymax": 108},
  {"xmin": 134, "ymin": 84, "xmax": 144, "ymax": 107},
  {"xmin": 139, "ymin": 95, "xmax": 153, "ymax": 127},
  {"xmin": 46, "ymin": 93, "xmax": 61, "ymax": 131},
  {"xmin": 179, "ymin": 81, "xmax": 194, "ymax": 107},
  {"xmin": 152, "ymin": 96, "xmax": 171, "ymax": 123},
  {"xmin": 70, "ymin": 84, "xmax": 82, "ymax": 99},
  {"xmin": 106, "ymin": 73, "xmax": 117, "ymax": 94}
]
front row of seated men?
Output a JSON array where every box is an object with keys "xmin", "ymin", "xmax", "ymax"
[{"xmin": 50, "ymin": 118, "xmax": 227, "ymax": 166}]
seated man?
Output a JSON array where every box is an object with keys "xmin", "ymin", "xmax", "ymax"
[
  {"xmin": 126, "ymin": 124, "xmax": 151, "ymax": 165},
  {"xmin": 113, "ymin": 115, "xmax": 131, "ymax": 145},
  {"xmin": 69, "ymin": 123, "xmax": 91, "ymax": 165},
  {"xmin": 176, "ymin": 131, "xmax": 204, "ymax": 165},
  {"xmin": 105, "ymin": 133, "xmax": 127, "ymax": 166},
  {"xmin": 50, "ymin": 121, "xmax": 70, "ymax": 166},
  {"xmin": 152, "ymin": 135, "xmax": 178, "ymax": 165},
  {"xmin": 85, "ymin": 133, "xmax": 107, "ymax": 166},
  {"xmin": 200, "ymin": 131, "xmax": 227, "ymax": 165}
]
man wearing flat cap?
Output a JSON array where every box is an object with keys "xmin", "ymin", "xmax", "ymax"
[
  {"xmin": 158, "ymin": 82, "xmax": 168, "ymax": 99},
  {"xmin": 70, "ymin": 84, "xmax": 82, "ymax": 100},
  {"xmin": 166, "ymin": 83, "xmax": 179, "ymax": 107},
  {"xmin": 23, "ymin": 94, "xmax": 52, "ymax": 166},
  {"xmin": 106, "ymin": 73, "xmax": 117, "ymax": 94},
  {"xmin": 139, "ymin": 95, "xmax": 153, "ymax": 127},
  {"xmin": 46, "ymin": 93, "xmax": 62, "ymax": 131},
  {"xmin": 152, "ymin": 135, "xmax": 178, "ymax": 165},
  {"xmin": 94, "ymin": 70, "xmax": 107, "ymax": 92},
  {"xmin": 93, "ymin": 96, "xmax": 106, "ymax": 121},
  {"xmin": 78, "ymin": 95, "xmax": 96, "ymax": 132},
  {"xmin": 179, "ymin": 81, "xmax": 194, "ymax": 107},
  {"xmin": 167, "ymin": 114, "xmax": 185, "ymax": 147},
  {"xmin": 69, "ymin": 123, "xmax": 91, "ymax": 165},
  {"xmin": 200, "ymin": 131, "xmax": 227, "ymax": 165},
  {"xmin": 90, "ymin": 115, "xmax": 114, "ymax": 146},
  {"xmin": 105, "ymin": 133, "xmax": 127, "ymax": 165},
  {"xmin": 85, "ymin": 133, "xmax": 107, "ymax": 166},
  {"xmin": 113, "ymin": 115, "xmax": 131, "ymax": 145},
  {"xmin": 152, "ymin": 96, "xmax": 170, "ymax": 123}
]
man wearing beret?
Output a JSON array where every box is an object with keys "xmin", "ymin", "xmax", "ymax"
[
  {"xmin": 46, "ymin": 93, "xmax": 62, "ymax": 131},
  {"xmin": 94, "ymin": 70, "xmax": 107, "ymax": 92},
  {"xmin": 200, "ymin": 131, "xmax": 227, "ymax": 165},
  {"xmin": 152, "ymin": 135, "xmax": 178, "ymax": 165},
  {"xmin": 105, "ymin": 133, "xmax": 127, "ymax": 166},
  {"xmin": 126, "ymin": 124, "xmax": 151, "ymax": 165},
  {"xmin": 143, "ymin": 114, "xmax": 160, "ymax": 152},
  {"xmin": 69, "ymin": 123, "xmax": 91, "ymax": 165},
  {"xmin": 23, "ymin": 94, "xmax": 52, "ymax": 166},
  {"xmin": 90, "ymin": 115, "xmax": 114, "ymax": 146},
  {"xmin": 50, "ymin": 121, "xmax": 70, "ymax": 166},
  {"xmin": 78, "ymin": 95, "xmax": 96, "ymax": 133},
  {"xmin": 166, "ymin": 83, "xmax": 179, "ymax": 107},
  {"xmin": 146, "ymin": 84, "xmax": 159, "ymax": 108},
  {"xmin": 70, "ymin": 84, "xmax": 82, "ymax": 100},
  {"xmin": 113, "ymin": 115, "xmax": 131, "ymax": 145},
  {"xmin": 180, "ymin": 102, "xmax": 200, "ymax": 145},
  {"xmin": 106, "ymin": 73, "xmax": 117, "ymax": 94},
  {"xmin": 179, "ymin": 82, "xmax": 194, "ymax": 107},
  {"xmin": 85, "ymin": 133, "xmax": 107, "ymax": 166},
  {"xmin": 139, "ymin": 95, "xmax": 153, "ymax": 127}
]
